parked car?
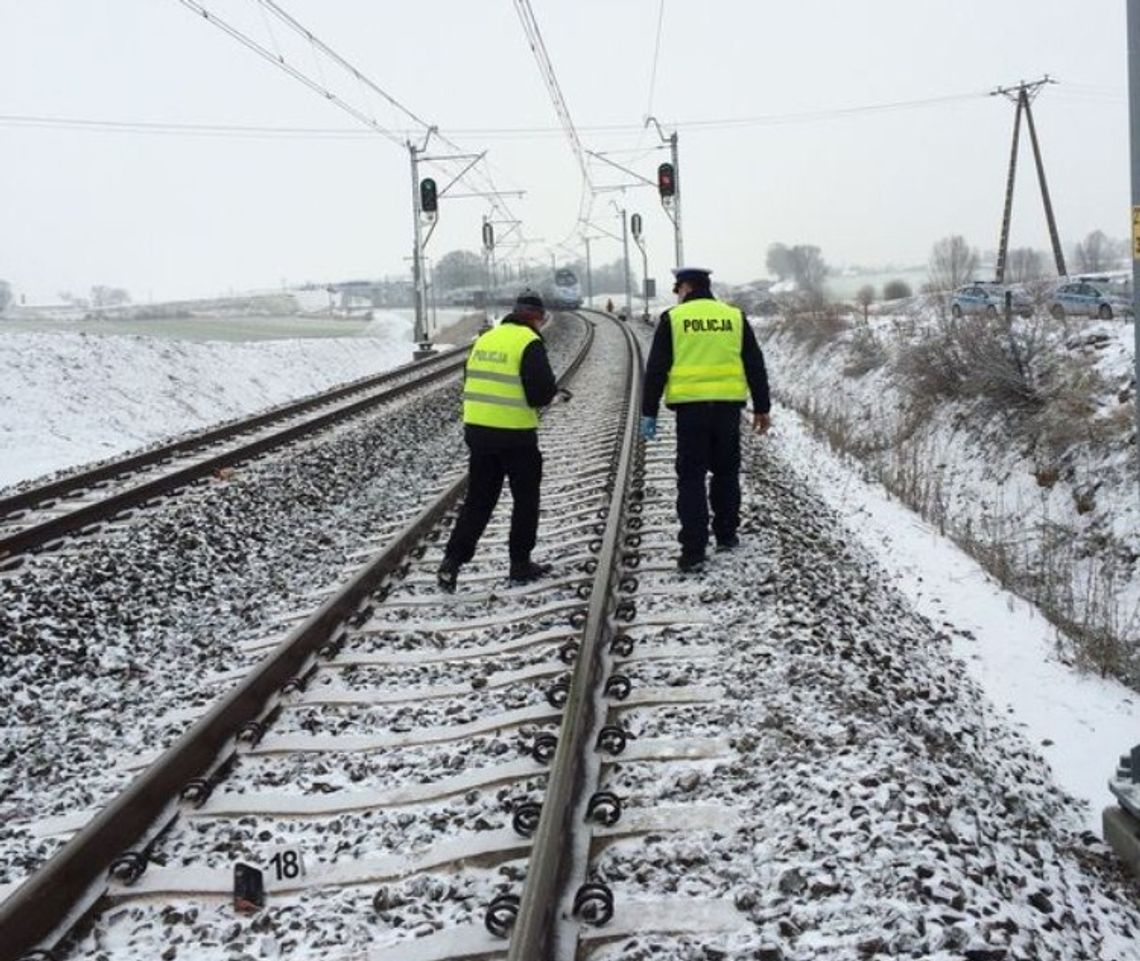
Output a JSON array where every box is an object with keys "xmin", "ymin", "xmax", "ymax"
[
  {"xmin": 1047, "ymin": 278, "xmax": 1134, "ymax": 320},
  {"xmin": 950, "ymin": 282, "xmax": 1033, "ymax": 319}
]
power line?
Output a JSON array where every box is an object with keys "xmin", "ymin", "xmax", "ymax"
[
  {"xmin": 175, "ymin": 0, "xmax": 405, "ymax": 147},
  {"xmin": 444, "ymin": 91, "xmax": 987, "ymax": 132},
  {"xmin": 252, "ymin": 0, "xmax": 435, "ymax": 133},
  {"xmin": 680, "ymin": 91, "xmax": 988, "ymax": 128},
  {"xmin": 0, "ymin": 114, "xmax": 385, "ymax": 138},
  {"xmin": 511, "ymin": 0, "xmax": 592, "ymax": 232},
  {"xmin": 0, "ymin": 90, "xmax": 992, "ymax": 141},
  {"xmin": 1054, "ymin": 90, "xmax": 1126, "ymax": 104},
  {"xmin": 512, "ymin": 0, "xmax": 588, "ymax": 179},
  {"xmin": 644, "ymin": 0, "xmax": 666, "ymax": 120},
  {"xmin": 253, "ymin": 0, "xmax": 525, "ymax": 223},
  {"xmin": 175, "ymin": 0, "xmax": 524, "ymax": 229}
]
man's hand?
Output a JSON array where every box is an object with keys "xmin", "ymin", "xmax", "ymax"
[
  {"xmin": 753, "ymin": 411, "xmax": 771, "ymax": 434},
  {"xmin": 640, "ymin": 415, "xmax": 657, "ymax": 441}
]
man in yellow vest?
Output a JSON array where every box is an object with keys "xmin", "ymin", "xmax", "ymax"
[
  {"xmin": 437, "ymin": 289, "xmax": 558, "ymax": 592},
  {"xmin": 641, "ymin": 266, "xmax": 771, "ymax": 572}
]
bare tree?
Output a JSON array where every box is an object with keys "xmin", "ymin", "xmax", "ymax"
[
  {"xmin": 883, "ymin": 279, "xmax": 912, "ymax": 300},
  {"xmin": 434, "ymin": 249, "xmax": 483, "ymax": 291},
  {"xmin": 91, "ymin": 285, "xmax": 131, "ymax": 308},
  {"xmin": 855, "ymin": 284, "xmax": 875, "ymax": 322},
  {"xmin": 766, "ymin": 243, "xmax": 793, "ymax": 280},
  {"xmin": 0, "ymin": 280, "xmax": 11, "ymax": 313},
  {"xmin": 789, "ymin": 245, "xmax": 829, "ymax": 309},
  {"xmin": 1005, "ymin": 247, "xmax": 1047, "ymax": 283},
  {"xmin": 1073, "ymin": 230, "xmax": 1126, "ymax": 274},
  {"xmin": 928, "ymin": 235, "xmax": 979, "ymax": 292}
]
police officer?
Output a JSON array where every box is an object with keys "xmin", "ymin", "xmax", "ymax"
[
  {"xmin": 437, "ymin": 289, "xmax": 558, "ymax": 592},
  {"xmin": 641, "ymin": 266, "xmax": 771, "ymax": 571}
]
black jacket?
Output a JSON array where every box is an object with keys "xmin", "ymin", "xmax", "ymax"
[
  {"xmin": 464, "ymin": 314, "xmax": 557, "ymax": 449},
  {"xmin": 642, "ymin": 291, "xmax": 771, "ymax": 418}
]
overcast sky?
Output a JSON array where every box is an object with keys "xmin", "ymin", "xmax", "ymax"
[{"xmin": 0, "ymin": 0, "xmax": 1132, "ymax": 302}]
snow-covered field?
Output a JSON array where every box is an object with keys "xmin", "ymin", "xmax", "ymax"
[{"xmin": 0, "ymin": 309, "xmax": 472, "ymax": 489}]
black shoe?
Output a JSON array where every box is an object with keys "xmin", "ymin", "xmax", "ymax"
[
  {"xmin": 715, "ymin": 534, "xmax": 740, "ymax": 552},
  {"xmin": 437, "ymin": 558, "xmax": 460, "ymax": 593},
  {"xmin": 677, "ymin": 551, "xmax": 706, "ymax": 572},
  {"xmin": 509, "ymin": 559, "xmax": 552, "ymax": 584}
]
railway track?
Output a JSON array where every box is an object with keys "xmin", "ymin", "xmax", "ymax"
[
  {"xmin": 3, "ymin": 312, "xmax": 751, "ymax": 960},
  {"xmin": 7, "ymin": 313, "xmax": 1140, "ymax": 960},
  {"xmin": 0, "ymin": 345, "xmax": 469, "ymax": 563}
]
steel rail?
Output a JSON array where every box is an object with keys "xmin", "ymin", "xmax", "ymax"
[
  {"xmin": 0, "ymin": 315, "xmax": 594, "ymax": 961},
  {"xmin": 0, "ymin": 352, "xmax": 469, "ymax": 560},
  {"xmin": 0, "ymin": 345, "xmax": 468, "ymax": 522},
  {"xmin": 0, "ymin": 481, "xmax": 467, "ymax": 961},
  {"xmin": 507, "ymin": 314, "xmax": 643, "ymax": 960}
]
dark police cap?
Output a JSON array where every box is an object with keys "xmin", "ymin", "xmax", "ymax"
[
  {"xmin": 514, "ymin": 288, "xmax": 545, "ymax": 314},
  {"xmin": 671, "ymin": 266, "xmax": 713, "ymax": 289}
]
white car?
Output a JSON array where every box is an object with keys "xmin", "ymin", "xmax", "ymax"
[
  {"xmin": 1047, "ymin": 279, "xmax": 1133, "ymax": 320},
  {"xmin": 950, "ymin": 282, "xmax": 1033, "ymax": 319}
]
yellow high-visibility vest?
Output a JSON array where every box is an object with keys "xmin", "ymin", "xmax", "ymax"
[
  {"xmin": 463, "ymin": 322, "xmax": 541, "ymax": 429},
  {"xmin": 664, "ymin": 299, "xmax": 747, "ymax": 404}
]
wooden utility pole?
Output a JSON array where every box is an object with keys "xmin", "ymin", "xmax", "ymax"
[{"xmin": 991, "ymin": 77, "xmax": 1066, "ymax": 282}]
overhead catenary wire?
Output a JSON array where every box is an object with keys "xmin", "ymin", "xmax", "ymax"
[
  {"xmin": 644, "ymin": 0, "xmax": 666, "ymax": 122},
  {"xmin": 174, "ymin": 0, "xmax": 404, "ymax": 148},
  {"xmin": 511, "ymin": 0, "xmax": 593, "ymax": 238},
  {"xmin": 255, "ymin": 0, "xmax": 284, "ymax": 65},
  {"xmin": 251, "ymin": 0, "xmax": 436, "ymax": 134},
  {"xmin": 174, "ymin": 0, "xmax": 524, "ymax": 229},
  {"xmin": 262, "ymin": 0, "xmax": 531, "ymax": 229},
  {"xmin": 511, "ymin": 0, "xmax": 590, "ymax": 182}
]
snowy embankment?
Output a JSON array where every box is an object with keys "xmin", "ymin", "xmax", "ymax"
[
  {"xmin": 774, "ymin": 409, "xmax": 1140, "ymax": 837},
  {"xmin": 3, "ymin": 311, "xmax": 1140, "ymax": 851},
  {"xmin": 0, "ymin": 315, "xmax": 422, "ymax": 489},
  {"xmin": 757, "ymin": 311, "xmax": 1140, "ymax": 682}
]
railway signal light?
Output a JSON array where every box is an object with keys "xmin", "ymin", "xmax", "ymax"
[
  {"xmin": 420, "ymin": 178, "xmax": 438, "ymax": 215},
  {"xmin": 656, "ymin": 163, "xmax": 675, "ymax": 200}
]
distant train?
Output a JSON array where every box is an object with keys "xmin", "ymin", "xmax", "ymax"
[
  {"xmin": 544, "ymin": 268, "xmax": 582, "ymax": 310},
  {"xmin": 444, "ymin": 269, "xmax": 583, "ymax": 312}
]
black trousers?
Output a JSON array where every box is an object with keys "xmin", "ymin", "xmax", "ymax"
[
  {"xmin": 444, "ymin": 444, "xmax": 543, "ymax": 565},
  {"xmin": 674, "ymin": 403, "xmax": 742, "ymax": 554}
]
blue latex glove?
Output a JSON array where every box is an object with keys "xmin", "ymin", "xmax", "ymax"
[{"xmin": 640, "ymin": 415, "xmax": 657, "ymax": 441}]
